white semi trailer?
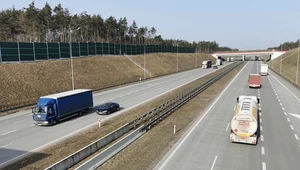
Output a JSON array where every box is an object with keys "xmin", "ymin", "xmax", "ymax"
[{"xmin": 230, "ymin": 95, "xmax": 260, "ymax": 145}]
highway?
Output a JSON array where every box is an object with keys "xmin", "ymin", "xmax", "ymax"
[
  {"xmin": 154, "ymin": 61, "xmax": 300, "ymax": 170},
  {"xmin": 0, "ymin": 62, "xmax": 230, "ymax": 167}
]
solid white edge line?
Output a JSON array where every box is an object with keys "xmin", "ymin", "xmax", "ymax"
[
  {"xmin": 2, "ymin": 129, "xmax": 18, "ymax": 136},
  {"xmin": 210, "ymin": 155, "xmax": 218, "ymax": 170},
  {"xmin": 261, "ymin": 147, "xmax": 265, "ymax": 155},
  {"xmin": 291, "ymin": 125, "xmax": 294, "ymax": 130},
  {"xmin": 270, "ymin": 73, "xmax": 300, "ymax": 103},
  {"xmin": 261, "ymin": 135, "xmax": 264, "ymax": 141},
  {"xmin": 156, "ymin": 62, "xmax": 249, "ymax": 170},
  {"xmin": 0, "ymin": 64, "xmax": 231, "ymax": 168},
  {"xmin": 225, "ymin": 123, "xmax": 230, "ymax": 131},
  {"xmin": 295, "ymin": 134, "xmax": 299, "ymax": 140},
  {"xmin": 262, "ymin": 162, "xmax": 267, "ymax": 170}
]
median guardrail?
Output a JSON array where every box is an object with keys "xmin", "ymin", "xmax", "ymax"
[{"xmin": 45, "ymin": 61, "xmax": 241, "ymax": 170}]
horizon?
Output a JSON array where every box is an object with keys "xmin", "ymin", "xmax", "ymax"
[{"xmin": 1, "ymin": 0, "xmax": 300, "ymax": 50}]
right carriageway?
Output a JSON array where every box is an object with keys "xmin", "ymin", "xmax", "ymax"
[{"xmin": 154, "ymin": 61, "xmax": 300, "ymax": 170}]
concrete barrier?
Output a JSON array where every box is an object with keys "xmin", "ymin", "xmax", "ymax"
[
  {"xmin": 75, "ymin": 126, "xmax": 145, "ymax": 170},
  {"xmin": 45, "ymin": 123, "xmax": 132, "ymax": 170}
]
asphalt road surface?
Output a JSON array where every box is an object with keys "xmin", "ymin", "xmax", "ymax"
[
  {"xmin": 0, "ymin": 62, "xmax": 230, "ymax": 167},
  {"xmin": 154, "ymin": 61, "xmax": 300, "ymax": 170}
]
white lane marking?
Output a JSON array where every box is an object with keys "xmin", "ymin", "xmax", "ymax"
[
  {"xmin": 157, "ymin": 62, "xmax": 249, "ymax": 170},
  {"xmin": 270, "ymin": 73, "xmax": 300, "ymax": 103},
  {"xmin": 277, "ymin": 96, "xmax": 279, "ymax": 99},
  {"xmin": 262, "ymin": 162, "xmax": 267, "ymax": 170},
  {"xmin": 287, "ymin": 118, "xmax": 290, "ymax": 122},
  {"xmin": 29, "ymin": 124, "xmax": 35, "ymax": 127},
  {"xmin": 279, "ymin": 103, "xmax": 282, "ymax": 106},
  {"xmin": 284, "ymin": 112, "xmax": 287, "ymax": 116},
  {"xmin": 210, "ymin": 155, "xmax": 218, "ymax": 170},
  {"xmin": 278, "ymin": 99, "xmax": 281, "ymax": 102},
  {"xmin": 260, "ymin": 118, "xmax": 262, "ymax": 123},
  {"xmin": 291, "ymin": 125, "xmax": 294, "ymax": 130},
  {"xmin": 233, "ymin": 106, "xmax": 236, "ymax": 110},
  {"xmin": 258, "ymin": 93, "xmax": 260, "ymax": 96},
  {"xmin": 259, "ymin": 103, "xmax": 261, "ymax": 106},
  {"xmin": 0, "ymin": 64, "xmax": 234, "ymax": 168},
  {"xmin": 241, "ymin": 88, "xmax": 243, "ymax": 91},
  {"xmin": 225, "ymin": 123, "xmax": 230, "ymax": 131},
  {"xmin": 259, "ymin": 112, "xmax": 262, "ymax": 117},
  {"xmin": 282, "ymin": 107, "xmax": 285, "ymax": 111},
  {"xmin": 139, "ymin": 93, "xmax": 147, "ymax": 97},
  {"xmin": 260, "ymin": 126, "xmax": 263, "ymax": 131},
  {"xmin": 295, "ymin": 134, "xmax": 299, "ymax": 140},
  {"xmin": 261, "ymin": 147, "xmax": 265, "ymax": 155},
  {"xmin": 0, "ymin": 112, "xmax": 31, "ymax": 121},
  {"xmin": 2, "ymin": 129, "xmax": 18, "ymax": 136},
  {"xmin": 0, "ymin": 143, "xmax": 11, "ymax": 148},
  {"xmin": 14, "ymin": 118, "xmax": 29, "ymax": 124},
  {"xmin": 261, "ymin": 135, "xmax": 264, "ymax": 141},
  {"xmin": 289, "ymin": 113, "xmax": 300, "ymax": 119}
]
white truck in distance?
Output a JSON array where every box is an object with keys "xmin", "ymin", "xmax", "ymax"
[
  {"xmin": 202, "ymin": 60, "xmax": 212, "ymax": 69},
  {"xmin": 260, "ymin": 64, "xmax": 268, "ymax": 76},
  {"xmin": 216, "ymin": 59, "xmax": 222, "ymax": 65},
  {"xmin": 230, "ymin": 95, "xmax": 260, "ymax": 145}
]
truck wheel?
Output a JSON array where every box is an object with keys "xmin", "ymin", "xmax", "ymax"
[{"xmin": 52, "ymin": 119, "xmax": 57, "ymax": 125}]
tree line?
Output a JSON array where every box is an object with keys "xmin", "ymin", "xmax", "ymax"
[
  {"xmin": 0, "ymin": 2, "xmax": 237, "ymax": 52},
  {"xmin": 268, "ymin": 39, "xmax": 300, "ymax": 51}
]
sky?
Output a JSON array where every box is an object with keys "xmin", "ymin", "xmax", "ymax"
[{"xmin": 1, "ymin": 0, "xmax": 300, "ymax": 50}]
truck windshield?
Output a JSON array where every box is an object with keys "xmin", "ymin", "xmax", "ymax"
[{"xmin": 33, "ymin": 106, "xmax": 47, "ymax": 114}]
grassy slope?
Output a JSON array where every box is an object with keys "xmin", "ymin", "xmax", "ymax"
[
  {"xmin": 0, "ymin": 53, "xmax": 215, "ymax": 112},
  {"xmin": 267, "ymin": 48, "xmax": 300, "ymax": 85}
]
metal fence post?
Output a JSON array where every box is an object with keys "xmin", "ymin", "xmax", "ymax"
[
  {"xmin": 0, "ymin": 44, "xmax": 2, "ymax": 63},
  {"xmin": 46, "ymin": 42, "xmax": 49, "ymax": 60},
  {"xmin": 17, "ymin": 42, "xmax": 21, "ymax": 62},
  {"xmin": 95, "ymin": 42, "xmax": 97, "ymax": 55},
  {"xmin": 78, "ymin": 42, "xmax": 81, "ymax": 57},
  {"xmin": 87, "ymin": 42, "xmax": 89, "ymax": 56},
  {"xmin": 108, "ymin": 42, "xmax": 110, "ymax": 55},
  {"xmin": 102, "ymin": 42, "xmax": 103, "ymax": 55},
  {"xmin": 119, "ymin": 43, "xmax": 121, "ymax": 55},
  {"xmin": 33, "ymin": 42, "xmax": 36, "ymax": 61},
  {"xmin": 58, "ymin": 42, "xmax": 61, "ymax": 59}
]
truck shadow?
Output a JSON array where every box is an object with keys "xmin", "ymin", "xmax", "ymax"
[{"xmin": 0, "ymin": 148, "xmax": 51, "ymax": 169}]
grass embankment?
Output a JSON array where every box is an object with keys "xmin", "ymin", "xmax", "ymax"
[
  {"xmin": 267, "ymin": 48, "xmax": 300, "ymax": 86},
  {"xmin": 99, "ymin": 62, "xmax": 246, "ymax": 170},
  {"xmin": 2, "ymin": 61, "xmax": 233, "ymax": 170},
  {"xmin": 0, "ymin": 53, "xmax": 215, "ymax": 115}
]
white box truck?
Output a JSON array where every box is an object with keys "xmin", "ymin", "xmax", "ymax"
[
  {"xmin": 260, "ymin": 64, "xmax": 268, "ymax": 76},
  {"xmin": 216, "ymin": 59, "xmax": 222, "ymax": 66},
  {"xmin": 230, "ymin": 95, "xmax": 260, "ymax": 145},
  {"xmin": 202, "ymin": 60, "xmax": 212, "ymax": 69}
]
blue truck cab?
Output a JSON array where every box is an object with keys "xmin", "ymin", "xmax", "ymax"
[{"xmin": 32, "ymin": 89, "xmax": 93, "ymax": 126}]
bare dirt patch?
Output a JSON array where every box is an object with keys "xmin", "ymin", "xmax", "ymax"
[
  {"xmin": 1, "ymin": 61, "xmax": 229, "ymax": 170},
  {"xmin": 98, "ymin": 62, "xmax": 245, "ymax": 170}
]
